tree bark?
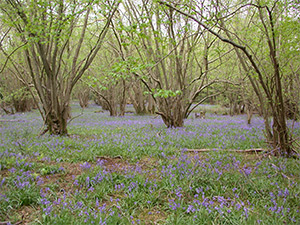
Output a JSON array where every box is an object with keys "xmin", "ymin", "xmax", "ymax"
[{"xmin": 158, "ymin": 1, "xmax": 293, "ymax": 156}]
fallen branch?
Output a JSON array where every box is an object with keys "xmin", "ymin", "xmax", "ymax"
[
  {"xmin": 0, "ymin": 119, "xmax": 25, "ymax": 122},
  {"xmin": 185, "ymin": 148, "xmax": 266, "ymax": 153},
  {"xmin": 96, "ymin": 156, "xmax": 123, "ymax": 160},
  {"xmin": 0, "ymin": 220, "xmax": 22, "ymax": 225}
]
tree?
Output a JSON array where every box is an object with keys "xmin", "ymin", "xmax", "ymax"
[
  {"xmin": 0, "ymin": 0, "xmax": 120, "ymax": 135},
  {"xmin": 85, "ymin": 49, "xmax": 130, "ymax": 117},
  {"xmin": 114, "ymin": 0, "xmax": 226, "ymax": 128},
  {"xmin": 159, "ymin": 0, "xmax": 299, "ymax": 156},
  {"xmin": 0, "ymin": 22, "xmax": 37, "ymax": 114}
]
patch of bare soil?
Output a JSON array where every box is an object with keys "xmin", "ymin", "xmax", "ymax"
[
  {"xmin": 16, "ymin": 205, "xmax": 40, "ymax": 225},
  {"xmin": 96, "ymin": 156, "xmax": 139, "ymax": 173},
  {"xmin": 39, "ymin": 161, "xmax": 83, "ymax": 193},
  {"xmin": 0, "ymin": 205, "xmax": 40, "ymax": 225},
  {"xmin": 95, "ymin": 156, "xmax": 162, "ymax": 178},
  {"xmin": 137, "ymin": 207, "xmax": 167, "ymax": 225},
  {"xmin": 0, "ymin": 169, "xmax": 9, "ymax": 178}
]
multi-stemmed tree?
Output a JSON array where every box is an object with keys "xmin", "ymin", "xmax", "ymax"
[
  {"xmin": 159, "ymin": 0, "xmax": 299, "ymax": 156},
  {"xmin": 112, "ymin": 0, "xmax": 226, "ymax": 127},
  {"xmin": 0, "ymin": 0, "xmax": 119, "ymax": 135}
]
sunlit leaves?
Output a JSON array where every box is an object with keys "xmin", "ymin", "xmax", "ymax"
[{"xmin": 152, "ymin": 88, "xmax": 182, "ymax": 98}]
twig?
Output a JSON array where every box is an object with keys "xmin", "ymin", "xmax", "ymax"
[
  {"xmin": 0, "ymin": 220, "xmax": 22, "ymax": 225},
  {"xmin": 185, "ymin": 148, "xmax": 266, "ymax": 153},
  {"xmin": 0, "ymin": 42, "xmax": 28, "ymax": 74},
  {"xmin": 68, "ymin": 108, "xmax": 84, "ymax": 124},
  {"xmin": 0, "ymin": 119, "xmax": 25, "ymax": 122}
]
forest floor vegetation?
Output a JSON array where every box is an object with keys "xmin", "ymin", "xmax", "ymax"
[{"xmin": 0, "ymin": 103, "xmax": 299, "ymax": 224}]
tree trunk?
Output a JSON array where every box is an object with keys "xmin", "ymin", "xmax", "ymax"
[
  {"xmin": 129, "ymin": 81, "xmax": 148, "ymax": 115},
  {"xmin": 156, "ymin": 97, "xmax": 184, "ymax": 128},
  {"xmin": 245, "ymin": 100, "xmax": 253, "ymax": 124},
  {"xmin": 119, "ymin": 79, "xmax": 126, "ymax": 116},
  {"xmin": 44, "ymin": 106, "xmax": 69, "ymax": 136},
  {"xmin": 78, "ymin": 89, "xmax": 89, "ymax": 108},
  {"xmin": 271, "ymin": 68, "xmax": 291, "ymax": 156},
  {"xmin": 147, "ymin": 95, "xmax": 155, "ymax": 114}
]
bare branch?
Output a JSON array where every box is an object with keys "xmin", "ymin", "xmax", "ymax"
[{"xmin": 0, "ymin": 42, "xmax": 27, "ymax": 74}]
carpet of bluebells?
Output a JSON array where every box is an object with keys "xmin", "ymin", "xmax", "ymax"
[{"xmin": 0, "ymin": 103, "xmax": 299, "ymax": 224}]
